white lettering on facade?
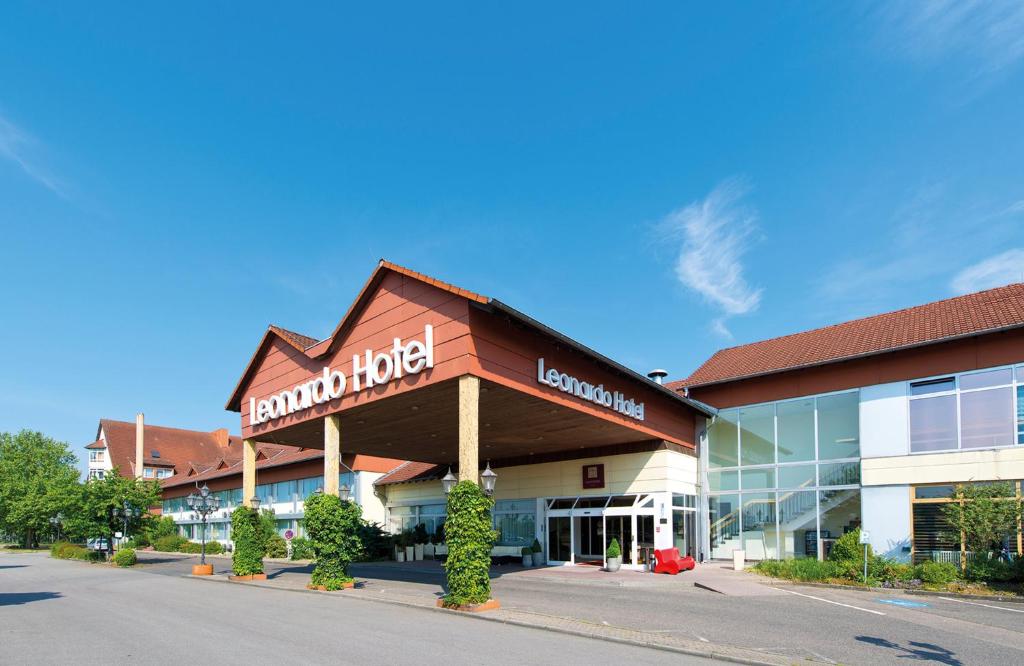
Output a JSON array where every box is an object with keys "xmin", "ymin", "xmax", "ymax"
[
  {"xmin": 249, "ymin": 324, "xmax": 434, "ymax": 425},
  {"xmin": 536, "ymin": 357, "xmax": 645, "ymax": 421}
]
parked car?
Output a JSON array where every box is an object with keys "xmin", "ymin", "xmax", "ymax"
[{"xmin": 87, "ymin": 538, "xmax": 109, "ymax": 551}]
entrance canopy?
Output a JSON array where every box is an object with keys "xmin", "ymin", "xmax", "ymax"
[{"xmin": 226, "ymin": 261, "xmax": 712, "ymax": 497}]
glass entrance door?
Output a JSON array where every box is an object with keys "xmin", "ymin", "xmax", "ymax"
[
  {"xmin": 547, "ymin": 516, "xmax": 571, "ymax": 562},
  {"xmin": 602, "ymin": 514, "xmax": 633, "ymax": 564}
]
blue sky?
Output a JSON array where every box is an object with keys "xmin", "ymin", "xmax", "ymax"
[{"xmin": 1, "ymin": 3, "xmax": 1023, "ymax": 472}]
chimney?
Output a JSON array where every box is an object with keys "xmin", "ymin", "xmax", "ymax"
[
  {"xmin": 647, "ymin": 369, "xmax": 668, "ymax": 385},
  {"xmin": 211, "ymin": 428, "xmax": 230, "ymax": 448},
  {"xmin": 135, "ymin": 413, "xmax": 145, "ymax": 479}
]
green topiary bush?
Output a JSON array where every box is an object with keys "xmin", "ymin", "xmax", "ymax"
[
  {"xmin": 915, "ymin": 560, "xmax": 958, "ymax": 585},
  {"xmin": 531, "ymin": 538, "xmax": 542, "ymax": 554},
  {"xmin": 606, "ymin": 538, "xmax": 621, "ymax": 559},
  {"xmin": 442, "ymin": 481, "xmax": 497, "ymax": 607},
  {"xmin": 304, "ymin": 493, "xmax": 363, "ymax": 590},
  {"xmin": 290, "ymin": 536, "xmax": 315, "ymax": 561},
  {"xmin": 113, "ymin": 548, "xmax": 137, "ymax": 567},
  {"xmin": 231, "ymin": 506, "xmax": 265, "ymax": 576},
  {"xmin": 265, "ymin": 534, "xmax": 288, "ymax": 559}
]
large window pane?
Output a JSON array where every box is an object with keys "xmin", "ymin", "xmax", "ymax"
[
  {"xmin": 740, "ymin": 404, "xmax": 775, "ymax": 465},
  {"xmin": 778, "ymin": 490, "xmax": 817, "ymax": 559},
  {"xmin": 1018, "ymin": 385, "xmax": 1024, "ymax": 445},
  {"xmin": 910, "ymin": 395, "xmax": 957, "ymax": 452},
  {"xmin": 817, "ymin": 392, "xmax": 860, "ymax": 459},
  {"xmin": 708, "ymin": 470, "xmax": 738, "ymax": 491},
  {"xmin": 819, "ymin": 488, "xmax": 860, "ymax": 559},
  {"xmin": 960, "ymin": 368, "xmax": 1012, "ymax": 390},
  {"xmin": 708, "ymin": 410, "xmax": 738, "ymax": 468},
  {"xmin": 912, "ymin": 502, "xmax": 957, "ymax": 564},
  {"xmin": 819, "ymin": 462, "xmax": 860, "ymax": 486},
  {"xmin": 741, "ymin": 468, "xmax": 775, "ymax": 490},
  {"xmin": 777, "ymin": 399, "xmax": 815, "ymax": 462},
  {"xmin": 778, "ymin": 464, "xmax": 816, "ymax": 489},
  {"xmin": 960, "ymin": 387, "xmax": 1014, "ymax": 449},
  {"xmin": 740, "ymin": 493, "xmax": 778, "ymax": 559},
  {"xmin": 911, "ymin": 378, "xmax": 954, "ymax": 396},
  {"xmin": 709, "ymin": 494, "xmax": 739, "ymax": 559}
]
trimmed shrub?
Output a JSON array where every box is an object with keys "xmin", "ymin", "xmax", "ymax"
[
  {"xmin": 305, "ymin": 493, "xmax": 363, "ymax": 590},
  {"xmin": 231, "ymin": 506, "xmax": 265, "ymax": 576},
  {"xmin": 870, "ymin": 557, "xmax": 914, "ymax": 584},
  {"xmin": 113, "ymin": 549, "xmax": 137, "ymax": 567},
  {"xmin": 829, "ymin": 529, "xmax": 872, "ymax": 564},
  {"xmin": 531, "ymin": 538, "xmax": 542, "ymax": 554},
  {"xmin": 50, "ymin": 541, "xmax": 72, "ymax": 557},
  {"xmin": 180, "ymin": 541, "xmax": 202, "ymax": 554},
  {"xmin": 153, "ymin": 535, "xmax": 187, "ymax": 552},
  {"xmin": 606, "ymin": 538, "xmax": 621, "ymax": 559},
  {"xmin": 204, "ymin": 540, "xmax": 223, "ymax": 555},
  {"xmin": 265, "ymin": 534, "xmax": 288, "ymax": 559},
  {"xmin": 915, "ymin": 560, "xmax": 958, "ymax": 585},
  {"xmin": 442, "ymin": 481, "xmax": 497, "ymax": 607},
  {"xmin": 290, "ymin": 536, "xmax": 315, "ymax": 561}
]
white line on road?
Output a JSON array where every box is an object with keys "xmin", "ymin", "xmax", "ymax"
[
  {"xmin": 770, "ymin": 587, "xmax": 887, "ymax": 615},
  {"xmin": 938, "ymin": 597, "xmax": 1024, "ymax": 613}
]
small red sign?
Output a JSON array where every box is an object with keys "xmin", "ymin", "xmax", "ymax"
[
  {"xmin": 582, "ymin": 463, "xmax": 605, "ymax": 489},
  {"xmin": 284, "ymin": 529, "xmax": 295, "ymax": 541}
]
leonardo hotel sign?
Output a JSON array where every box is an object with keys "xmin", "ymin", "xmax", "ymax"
[
  {"xmin": 249, "ymin": 325, "xmax": 434, "ymax": 426},
  {"xmin": 536, "ymin": 358, "xmax": 645, "ymax": 421}
]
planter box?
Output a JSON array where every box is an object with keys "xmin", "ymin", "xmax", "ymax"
[
  {"xmin": 424, "ymin": 543, "xmax": 435, "ymax": 559},
  {"xmin": 395, "ymin": 550, "xmax": 405, "ymax": 562},
  {"xmin": 521, "ymin": 554, "xmax": 533, "ymax": 567},
  {"xmin": 437, "ymin": 598, "xmax": 501, "ymax": 612},
  {"xmin": 229, "ymin": 573, "xmax": 267, "ymax": 581},
  {"xmin": 405, "ymin": 546, "xmax": 414, "ymax": 561},
  {"xmin": 191, "ymin": 564, "xmax": 214, "ymax": 576},
  {"xmin": 306, "ymin": 581, "xmax": 355, "ymax": 591},
  {"xmin": 414, "ymin": 544, "xmax": 424, "ymax": 561}
]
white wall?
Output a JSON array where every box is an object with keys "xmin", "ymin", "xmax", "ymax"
[
  {"xmin": 861, "ymin": 485, "xmax": 911, "ymax": 562},
  {"xmin": 859, "ymin": 382, "xmax": 908, "ymax": 459}
]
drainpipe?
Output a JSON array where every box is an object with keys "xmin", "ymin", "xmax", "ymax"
[{"xmin": 135, "ymin": 413, "xmax": 144, "ymax": 479}]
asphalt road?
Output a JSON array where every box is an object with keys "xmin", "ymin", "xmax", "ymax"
[
  {"xmin": 132, "ymin": 553, "xmax": 1024, "ymax": 665},
  {"xmin": 0, "ymin": 552, "xmax": 710, "ymax": 666}
]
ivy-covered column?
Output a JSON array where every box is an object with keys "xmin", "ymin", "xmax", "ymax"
[{"xmin": 442, "ymin": 481, "xmax": 496, "ymax": 607}]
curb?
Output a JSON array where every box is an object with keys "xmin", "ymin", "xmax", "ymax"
[
  {"xmin": 184, "ymin": 574, "xmax": 789, "ymax": 665},
  {"xmin": 760, "ymin": 578, "xmax": 1024, "ymax": 603}
]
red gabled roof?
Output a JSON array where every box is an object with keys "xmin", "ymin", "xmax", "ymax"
[
  {"xmin": 674, "ymin": 283, "xmax": 1024, "ymax": 389},
  {"xmin": 95, "ymin": 419, "xmax": 242, "ymax": 477},
  {"xmin": 373, "ymin": 461, "xmax": 445, "ymax": 486}
]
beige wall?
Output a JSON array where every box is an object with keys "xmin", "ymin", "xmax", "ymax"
[
  {"xmin": 356, "ymin": 471, "xmax": 387, "ymax": 525},
  {"xmin": 862, "ymin": 447, "xmax": 1024, "ymax": 487},
  {"xmin": 383, "ymin": 449, "xmax": 699, "ymax": 507}
]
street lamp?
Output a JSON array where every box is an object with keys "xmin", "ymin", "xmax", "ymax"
[
  {"xmin": 480, "ymin": 462, "xmax": 497, "ymax": 496},
  {"xmin": 249, "ymin": 496, "xmax": 261, "ymax": 510},
  {"xmin": 186, "ymin": 484, "xmax": 221, "ymax": 567},
  {"xmin": 339, "ymin": 483, "xmax": 351, "ymax": 502},
  {"xmin": 113, "ymin": 501, "xmax": 140, "ymax": 552},
  {"xmin": 441, "ymin": 467, "xmax": 458, "ymax": 495}
]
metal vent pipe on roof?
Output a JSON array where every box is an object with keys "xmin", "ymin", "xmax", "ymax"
[{"xmin": 647, "ymin": 369, "xmax": 668, "ymax": 385}]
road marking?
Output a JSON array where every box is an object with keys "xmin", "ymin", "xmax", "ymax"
[
  {"xmin": 938, "ymin": 597, "xmax": 1024, "ymax": 613},
  {"xmin": 876, "ymin": 598, "xmax": 930, "ymax": 608},
  {"xmin": 771, "ymin": 587, "xmax": 886, "ymax": 615}
]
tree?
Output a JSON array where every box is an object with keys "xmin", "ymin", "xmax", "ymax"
[
  {"xmin": 942, "ymin": 482, "xmax": 1022, "ymax": 559},
  {"xmin": 63, "ymin": 468, "xmax": 162, "ymax": 556},
  {"xmin": 0, "ymin": 430, "xmax": 81, "ymax": 548}
]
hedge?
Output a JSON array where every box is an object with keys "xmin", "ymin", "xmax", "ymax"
[
  {"xmin": 113, "ymin": 548, "xmax": 137, "ymax": 567},
  {"xmin": 304, "ymin": 493, "xmax": 363, "ymax": 590},
  {"xmin": 231, "ymin": 506, "xmax": 265, "ymax": 576},
  {"xmin": 442, "ymin": 481, "xmax": 496, "ymax": 607},
  {"xmin": 50, "ymin": 542, "xmax": 105, "ymax": 563}
]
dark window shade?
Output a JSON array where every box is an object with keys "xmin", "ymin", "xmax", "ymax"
[{"xmin": 912, "ymin": 504, "xmax": 959, "ymax": 564}]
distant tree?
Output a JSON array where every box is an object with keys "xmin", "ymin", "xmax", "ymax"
[
  {"xmin": 0, "ymin": 430, "xmax": 81, "ymax": 548},
  {"xmin": 63, "ymin": 468, "xmax": 162, "ymax": 556},
  {"xmin": 942, "ymin": 482, "xmax": 1022, "ymax": 560}
]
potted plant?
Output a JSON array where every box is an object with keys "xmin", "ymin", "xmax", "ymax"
[
  {"xmin": 402, "ymin": 529, "xmax": 415, "ymax": 562},
  {"xmin": 531, "ymin": 538, "xmax": 543, "ymax": 565},
  {"xmin": 433, "ymin": 523, "xmax": 447, "ymax": 557},
  {"xmin": 413, "ymin": 523, "xmax": 428, "ymax": 561},
  {"xmin": 605, "ymin": 538, "xmax": 622, "ymax": 573},
  {"xmin": 521, "ymin": 546, "xmax": 533, "ymax": 567},
  {"xmin": 393, "ymin": 534, "xmax": 405, "ymax": 562}
]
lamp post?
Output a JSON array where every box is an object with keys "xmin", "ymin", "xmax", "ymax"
[
  {"xmin": 186, "ymin": 484, "xmax": 221, "ymax": 568},
  {"xmin": 113, "ymin": 501, "xmax": 140, "ymax": 554}
]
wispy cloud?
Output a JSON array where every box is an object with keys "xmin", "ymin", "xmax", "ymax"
[
  {"xmin": 0, "ymin": 113, "xmax": 65, "ymax": 197},
  {"xmin": 662, "ymin": 179, "xmax": 763, "ymax": 338},
  {"xmin": 951, "ymin": 248, "xmax": 1024, "ymax": 294},
  {"xmin": 873, "ymin": 1, "xmax": 1024, "ymax": 77}
]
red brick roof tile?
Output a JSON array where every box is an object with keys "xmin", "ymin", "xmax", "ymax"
[
  {"xmin": 674, "ymin": 283, "xmax": 1024, "ymax": 389},
  {"xmin": 373, "ymin": 461, "xmax": 445, "ymax": 486}
]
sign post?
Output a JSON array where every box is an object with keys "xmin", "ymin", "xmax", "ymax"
[
  {"xmin": 284, "ymin": 528, "xmax": 294, "ymax": 560},
  {"xmin": 859, "ymin": 531, "xmax": 871, "ymax": 584}
]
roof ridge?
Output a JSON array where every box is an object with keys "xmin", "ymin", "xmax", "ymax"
[
  {"xmin": 100, "ymin": 418, "xmax": 239, "ymax": 440},
  {"xmin": 268, "ymin": 324, "xmax": 320, "ymax": 350}
]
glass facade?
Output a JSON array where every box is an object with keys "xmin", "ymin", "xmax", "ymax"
[
  {"xmin": 706, "ymin": 390, "xmax": 861, "ymax": 560},
  {"xmin": 909, "ymin": 365, "xmax": 1023, "ymax": 453}
]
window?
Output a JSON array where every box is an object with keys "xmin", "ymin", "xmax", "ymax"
[
  {"xmin": 817, "ymin": 392, "xmax": 860, "ymax": 459},
  {"xmin": 271, "ymin": 480, "xmax": 296, "ymax": 502},
  {"xmin": 299, "ymin": 476, "xmax": 323, "ymax": 500},
  {"xmin": 910, "ymin": 367, "xmax": 1021, "ymax": 453},
  {"xmin": 493, "ymin": 499, "xmax": 535, "ymax": 547},
  {"xmin": 708, "ymin": 409, "xmax": 738, "ymax": 467},
  {"xmin": 911, "ymin": 481, "xmax": 1023, "ymax": 564},
  {"xmin": 143, "ymin": 468, "xmax": 155, "ymax": 478},
  {"xmin": 740, "ymin": 468, "xmax": 774, "ymax": 490},
  {"xmin": 89, "ymin": 450, "xmax": 105, "ymax": 462},
  {"xmin": 156, "ymin": 468, "xmax": 172, "ymax": 479},
  {"xmin": 739, "ymin": 404, "xmax": 774, "ymax": 465},
  {"xmin": 88, "ymin": 470, "xmax": 105, "ymax": 480},
  {"xmin": 777, "ymin": 399, "xmax": 815, "ymax": 462}
]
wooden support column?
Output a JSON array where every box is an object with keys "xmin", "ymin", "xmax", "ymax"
[
  {"xmin": 458, "ymin": 375, "xmax": 480, "ymax": 483},
  {"xmin": 242, "ymin": 438, "xmax": 257, "ymax": 507},
  {"xmin": 324, "ymin": 414, "xmax": 341, "ymax": 496}
]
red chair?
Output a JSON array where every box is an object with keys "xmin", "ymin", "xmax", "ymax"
[{"xmin": 653, "ymin": 548, "xmax": 696, "ymax": 575}]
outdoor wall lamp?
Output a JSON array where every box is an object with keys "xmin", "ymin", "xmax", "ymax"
[
  {"xmin": 339, "ymin": 483, "xmax": 351, "ymax": 502},
  {"xmin": 480, "ymin": 462, "xmax": 497, "ymax": 496},
  {"xmin": 249, "ymin": 495, "xmax": 261, "ymax": 510},
  {"xmin": 441, "ymin": 467, "xmax": 458, "ymax": 495}
]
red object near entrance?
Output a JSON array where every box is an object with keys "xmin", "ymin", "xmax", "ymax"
[{"xmin": 653, "ymin": 548, "xmax": 695, "ymax": 575}]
